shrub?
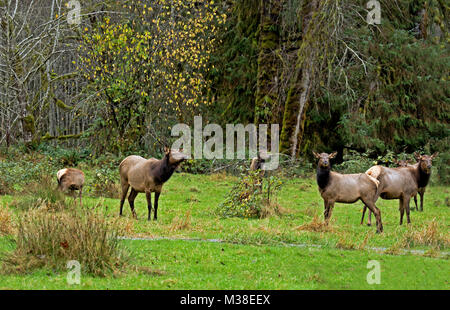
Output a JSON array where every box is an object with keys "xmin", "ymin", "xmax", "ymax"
[
  {"xmin": 217, "ymin": 169, "xmax": 283, "ymax": 219},
  {"xmin": 89, "ymin": 165, "xmax": 120, "ymax": 199},
  {"xmin": 334, "ymin": 150, "xmax": 375, "ymax": 174},
  {"xmin": 1, "ymin": 207, "xmax": 127, "ymax": 276}
]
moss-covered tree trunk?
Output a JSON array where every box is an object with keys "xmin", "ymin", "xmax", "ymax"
[
  {"xmin": 254, "ymin": 0, "xmax": 283, "ymax": 126},
  {"xmin": 279, "ymin": 0, "xmax": 320, "ymax": 156}
]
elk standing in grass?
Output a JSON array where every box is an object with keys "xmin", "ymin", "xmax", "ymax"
[
  {"xmin": 119, "ymin": 148, "xmax": 188, "ymax": 220},
  {"xmin": 364, "ymin": 152, "xmax": 438, "ymax": 225},
  {"xmin": 56, "ymin": 168, "xmax": 85, "ymax": 206},
  {"xmin": 395, "ymin": 158, "xmax": 420, "ymax": 211},
  {"xmin": 313, "ymin": 152, "xmax": 383, "ymax": 233}
]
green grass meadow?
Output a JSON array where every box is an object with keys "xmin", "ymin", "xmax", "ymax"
[{"xmin": 0, "ymin": 172, "xmax": 449, "ymax": 289}]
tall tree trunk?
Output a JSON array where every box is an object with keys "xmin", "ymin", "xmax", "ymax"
[
  {"xmin": 279, "ymin": 0, "xmax": 320, "ymax": 156},
  {"xmin": 254, "ymin": 0, "xmax": 283, "ymax": 126}
]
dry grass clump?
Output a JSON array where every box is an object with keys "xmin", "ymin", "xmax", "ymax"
[
  {"xmin": 0, "ymin": 205, "xmax": 15, "ymax": 235},
  {"xmin": 335, "ymin": 232, "xmax": 372, "ymax": 250},
  {"xmin": 400, "ymin": 218, "xmax": 449, "ymax": 250},
  {"xmin": 259, "ymin": 201, "xmax": 288, "ymax": 219},
  {"xmin": 1, "ymin": 208, "xmax": 127, "ymax": 276},
  {"xmin": 169, "ymin": 210, "xmax": 192, "ymax": 232},
  {"xmin": 295, "ymin": 214, "xmax": 333, "ymax": 233}
]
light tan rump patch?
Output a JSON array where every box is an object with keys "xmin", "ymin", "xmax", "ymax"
[
  {"xmin": 56, "ymin": 168, "xmax": 68, "ymax": 181},
  {"xmin": 365, "ymin": 165, "xmax": 381, "ymax": 188}
]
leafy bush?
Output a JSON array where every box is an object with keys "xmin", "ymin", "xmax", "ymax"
[
  {"xmin": 89, "ymin": 165, "xmax": 120, "ymax": 199},
  {"xmin": 0, "ymin": 158, "xmax": 53, "ymax": 194},
  {"xmin": 217, "ymin": 169, "xmax": 283, "ymax": 219},
  {"xmin": 333, "ymin": 150, "xmax": 376, "ymax": 174},
  {"xmin": 1, "ymin": 207, "xmax": 127, "ymax": 276}
]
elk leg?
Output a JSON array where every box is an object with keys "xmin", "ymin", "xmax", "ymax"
[
  {"xmin": 119, "ymin": 184, "xmax": 130, "ymax": 216},
  {"xmin": 405, "ymin": 196, "xmax": 411, "ymax": 224},
  {"xmin": 361, "ymin": 206, "xmax": 367, "ymax": 225},
  {"xmin": 367, "ymin": 209, "xmax": 372, "ymax": 226},
  {"xmin": 419, "ymin": 189, "xmax": 424, "ymax": 212},
  {"xmin": 79, "ymin": 186, "xmax": 83, "ymax": 207},
  {"xmin": 154, "ymin": 192, "xmax": 160, "ymax": 221},
  {"xmin": 128, "ymin": 188, "xmax": 138, "ymax": 219},
  {"xmin": 145, "ymin": 191, "xmax": 152, "ymax": 221},
  {"xmin": 362, "ymin": 199, "xmax": 383, "ymax": 233},
  {"xmin": 399, "ymin": 197, "xmax": 404, "ymax": 225},
  {"xmin": 323, "ymin": 201, "xmax": 330, "ymax": 223},
  {"xmin": 413, "ymin": 194, "xmax": 418, "ymax": 211},
  {"xmin": 327, "ymin": 203, "xmax": 335, "ymax": 222}
]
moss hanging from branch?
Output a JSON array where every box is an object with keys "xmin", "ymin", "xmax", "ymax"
[
  {"xmin": 254, "ymin": 0, "xmax": 283, "ymax": 126},
  {"xmin": 279, "ymin": 0, "xmax": 340, "ymax": 156}
]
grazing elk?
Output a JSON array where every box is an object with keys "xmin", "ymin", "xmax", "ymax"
[
  {"xmin": 363, "ymin": 152, "xmax": 438, "ymax": 225},
  {"xmin": 56, "ymin": 168, "xmax": 85, "ymax": 206},
  {"xmin": 313, "ymin": 152, "xmax": 383, "ymax": 233},
  {"xmin": 119, "ymin": 147, "xmax": 188, "ymax": 221}
]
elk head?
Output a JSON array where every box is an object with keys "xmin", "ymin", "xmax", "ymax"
[
  {"xmin": 313, "ymin": 151, "xmax": 337, "ymax": 170},
  {"xmin": 165, "ymin": 147, "xmax": 189, "ymax": 166},
  {"xmin": 414, "ymin": 152, "xmax": 438, "ymax": 174}
]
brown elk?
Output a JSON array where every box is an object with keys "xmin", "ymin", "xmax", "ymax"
[
  {"xmin": 395, "ymin": 158, "xmax": 421, "ymax": 211},
  {"xmin": 119, "ymin": 147, "xmax": 188, "ymax": 221},
  {"xmin": 313, "ymin": 152, "xmax": 383, "ymax": 233},
  {"xmin": 363, "ymin": 152, "xmax": 438, "ymax": 225},
  {"xmin": 56, "ymin": 168, "xmax": 85, "ymax": 205}
]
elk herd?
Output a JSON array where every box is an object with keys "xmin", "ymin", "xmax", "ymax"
[{"xmin": 55, "ymin": 148, "xmax": 438, "ymax": 233}]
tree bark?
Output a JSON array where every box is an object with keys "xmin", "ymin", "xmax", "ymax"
[
  {"xmin": 254, "ymin": 0, "xmax": 283, "ymax": 126},
  {"xmin": 279, "ymin": 0, "xmax": 320, "ymax": 156}
]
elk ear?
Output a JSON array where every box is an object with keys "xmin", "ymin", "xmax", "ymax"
[
  {"xmin": 431, "ymin": 152, "xmax": 439, "ymax": 159},
  {"xmin": 329, "ymin": 152, "xmax": 338, "ymax": 159},
  {"xmin": 414, "ymin": 152, "xmax": 421, "ymax": 161},
  {"xmin": 164, "ymin": 146, "xmax": 170, "ymax": 154},
  {"xmin": 312, "ymin": 151, "xmax": 320, "ymax": 159}
]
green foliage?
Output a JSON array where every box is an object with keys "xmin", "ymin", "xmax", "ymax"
[
  {"xmin": 89, "ymin": 165, "xmax": 120, "ymax": 199},
  {"xmin": 217, "ymin": 169, "xmax": 283, "ymax": 219},
  {"xmin": 208, "ymin": 0, "xmax": 259, "ymax": 124}
]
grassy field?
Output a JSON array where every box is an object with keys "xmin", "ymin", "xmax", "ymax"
[{"xmin": 0, "ymin": 171, "xmax": 449, "ymax": 289}]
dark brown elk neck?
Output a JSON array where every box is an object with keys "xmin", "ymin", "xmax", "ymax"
[
  {"xmin": 414, "ymin": 164, "xmax": 431, "ymax": 188},
  {"xmin": 152, "ymin": 155, "xmax": 177, "ymax": 184},
  {"xmin": 316, "ymin": 165, "xmax": 331, "ymax": 189}
]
